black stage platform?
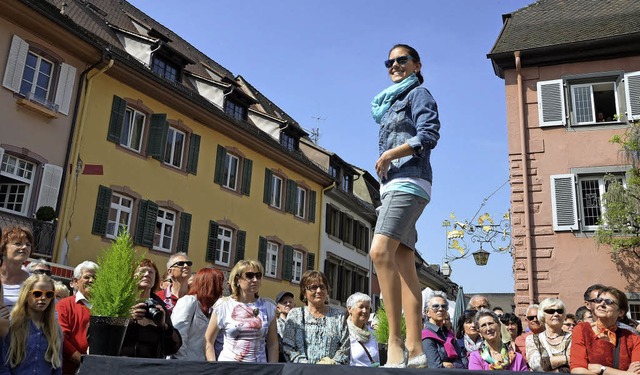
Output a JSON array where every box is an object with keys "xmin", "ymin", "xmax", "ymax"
[{"xmin": 77, "ymin": 355, "xmax": 539, "ymax": 375}]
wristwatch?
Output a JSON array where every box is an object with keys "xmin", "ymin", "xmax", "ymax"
[{"xmin": 600, "ymin": 366, "xmax": 607, "ymax": 375}]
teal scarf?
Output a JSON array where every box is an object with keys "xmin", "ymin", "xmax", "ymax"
[{"xmin": 371, "ymin": 74, "xmax": 419, "ymax": 124}]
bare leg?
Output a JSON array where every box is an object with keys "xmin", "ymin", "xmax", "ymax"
[
  {"xmin": 396, "ymin": 243, "xmax": 424, "ymax": 359},
  {"xmin": 369, "ymin": 233, "xmax": 404, "ymax": 365}
]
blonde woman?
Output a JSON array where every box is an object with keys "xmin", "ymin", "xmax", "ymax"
[
  {"xmin": 205, "ymin": 260, "xmax": 278, "ymax": 362},
  {"xmin": 0, "ymin": 274, "xmax": 62, "ymax": 373}
]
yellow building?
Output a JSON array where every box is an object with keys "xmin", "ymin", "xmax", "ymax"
[{"xmin": 45, "ymin": 0, "xmax": 332, "ymax": 299}]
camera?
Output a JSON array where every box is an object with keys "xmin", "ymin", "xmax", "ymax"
[{"xmin": 143, "ymin": 298, "xmax": 163, "ymax": 323}]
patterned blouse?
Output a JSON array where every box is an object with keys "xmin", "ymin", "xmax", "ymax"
[{"xmin": 282, "ymin": 306, "xmax": 350, "ymax": 364}]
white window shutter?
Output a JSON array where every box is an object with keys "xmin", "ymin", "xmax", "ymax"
[
  {"xmin": 624, "ymin": 71, "xmax": 640, "ymax": 121},
  {"xmin": 2, "ymin": 35, "xmax": 29, "ymax": 92},
  {"xmin": 54, "ymin": 63, "xmax": 76, "ymax": 115},
  {"xmin": 550, "ymin": 174, "xmax": 578, "ymax": 231},
  {"xmin": 36, "ymin": 164, "xmax": 63, "ymax": 210},
  {"xmin": 0, "ymin": 147, "xmax": 4, "ymax": 167},
  {"xmin": 537, "ymin": 79, "xmax": 566, "ymax": 127}
]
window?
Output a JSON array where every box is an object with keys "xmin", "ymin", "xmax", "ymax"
[
  {"xmin": 296, "ymin": 187, "xmax": 306, "ymax": 219},
  {"xmin": 153, "ymin": 208, "xmax": 175, "ymax": 252},
  {"xmin": 326, "ymin": 204, "xmax": 340, "ymax": 237},
  {"xmin": 223, "ymin": 153, "xmax": 239, "ymax": 190},
  {"xmin": 164, "ymin": 127, "xmax": 185, "ymax": 169},
  {"xmin": 341, "ymin": 174, "xmax": 352, "ymax": 192},
  {"xmin": 630, "ymin": 303, "xmax": 640, "ymax": 321},
  {"xmin": 225, "ymin": 99, "xmax": 246, "ymax": 121},
  {"xmin": 106, "ymin": 193, "xmax": 133, "ymax": 239},
  {"xmin": 551, "ymin": 172, "xmax": 626, "ymax": 232},
  {"xmin": 120, "ymin": 107, "xmax": 146, "ymax": 152},
  {"xmin": 266, "ymin": 241, "xmax": 279, "ymax": 278},
  {"xmin": 20, "ymin": 52, "xmax": 53, "ymax": 104},
  {"xmin": 0, "ymin": 153, "xmax": 35, "ymax": 215},
  {"xmin": 280, "ymin": 132, "xmax": 298, "ymax": 151},
  {"xmin": 151, "ymin": 56, "xmax": 178, "ymax": 82},
  {"xmin": 537, "ymin": 71, "xmax": 640, "ymax": 127},
  {"xmin": 270, "ymin": 175, "xmax": 283, "ymax": 209},
  {"xmin": 216, "ymin": 226, "xmax": 233, "ymax": 266},
  {"xmin": 292, "ymin": 250, "xmax": 303, "ymax": 283},
  {"xmin": 3, "ymin": 35, "xmax": 76, "ymax": 115},
  {"xmin": 329, "ymin": 164, "xmax": 339, "ymax": 179}
]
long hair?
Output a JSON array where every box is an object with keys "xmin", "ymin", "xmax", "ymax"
[
  {"xmin": 229, "ymin": 259, "xmax": 264, "ymax": 299},
  {"xmin": 7, "ymin": 274, "xmax": 61, "ymax": 369},
  {"xmin": 188, "ymin": 268, "xmax": 224, "ymax": 316}
]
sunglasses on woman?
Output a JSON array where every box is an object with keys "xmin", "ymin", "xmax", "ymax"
[
  {"xmin": 243, "ymin": 272, "xmax": 262, "ymax": 280},
  {"xmin": 593, "ymin": 297, "xmax": 617, "ymax": 306},
  {"xmin": 32, "ymin": 269, "xmax": 52, "ymax": 276},
  {"xmin": 544, "ymin": 308, "xmax": 564, "ymax": 315},
  {"xmin": 384, "ymin": 55, "xmax": 414, "ymax": 68},
  {"xmin": 31, "ymin": 290, "xmax": 55, "ymax": 299}
]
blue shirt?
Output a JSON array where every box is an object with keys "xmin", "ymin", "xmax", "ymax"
[{"xmin": 0, "ymin": 321, "xmax": 62, "ymax": 375}]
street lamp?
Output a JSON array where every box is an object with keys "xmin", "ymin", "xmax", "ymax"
[
  {"xmin": 442, "ymin": 211, "xmax": 512, "ymax": 269},
  {"xmin": 441, "ymin": 261, "xmax": 452, "ymax": 277}
]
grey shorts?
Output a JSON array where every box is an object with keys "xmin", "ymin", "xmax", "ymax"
[{"xmin": 374, "ymin": 190, "xmax": 428, "ymax": 251}]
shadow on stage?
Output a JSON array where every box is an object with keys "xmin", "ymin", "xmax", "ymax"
[{"xmin": 78, "ymin": 355, "xmax": 544, "ymax": 375}]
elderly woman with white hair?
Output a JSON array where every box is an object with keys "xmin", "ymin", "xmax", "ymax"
[
  {"xmin": 422, "ymin": 292, "xmax": 467, "ymax": 368},
  {"xmin": 346, "ymin": 292, "xmax": 379, "ymax": 367},
  {"xmin": 526, "ymin": 297, "xmax": 571, "ymax": 372}
]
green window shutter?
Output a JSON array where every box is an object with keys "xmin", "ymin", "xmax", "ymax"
[
  {"xmin": 307, "ymin": 253, "xmax": 316, "ymax": 271},
  {"xmin": 308, "ymin": 190, "xmax": 316, "ymax": 223},
  {"xmin": 235, "ymin": 230, "xmax": 246, "ymax": 265},
  {"xmin": 186, "ymin": 134, "xmax": 201, "ymax": 175},
  {"xmin": 282, "ymin": 245, "xmax": 293, "ymax": 281},
  {"xmin": 146, "ymin": 114, "xmax": 168, "ymax": 158},
  {"xmin": 177, "ymin": 212, "xmax": 192, "ymax": 253},
  {"xmin": 365, "ymin": 275, "xmax": 370, "ymax": 294},
  {"xmin": 91, "ymin": 185, "xmax": 112, "ymax": 235},
  {"xmin": 257, "ymin": 236, "xmax": 267, "ymax": 267},
  {"xmin": 213, "ymin": 145, "xmax": 227, "ymax": 185},
  {"xmin": 285, "ymin": 180, "xmax": 295, "ymax": 213},
  {"xmin": 339, "ymin": 212, "xmax": 346, "ymax": 240},
  {"xmin": 325, "ymin": 204, "xmax": 332, "ymax": 235},
  {"xmin": 134, "ymin": 200, "xmax": 158, "ymax": 247},
  {"xmin": 263, "ymin": 169, "xmax": 273, "ymax": 204},
  {"xmin": 206, "ymin": 221, "xmax": 219, "ymax": 263},
  {"xmin": 240, "ymin": 158, "xmax": 253, "ymax": 196},
  {"xmin": 107, "ymin": 96, "xmax": 126, "ymax": 143}
]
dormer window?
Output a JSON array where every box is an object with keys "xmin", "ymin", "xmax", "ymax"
[
  {"xmin": 280, "ymin": 131, "xmax": 298, "ymax": 151},
  {"xmin": 341, "ymin": 174, "xmax": 353, "ymax": 193},
  {"xmin": 329, "ymin": 163, "xmax": 339, "ymax": 179},
  {"xmin": 151, "ymin": 55, "xmax": 179, "ymax": 82},
  {"xmin": 225, "ymin": 99, "xmax": 247, "ymax": 121}
]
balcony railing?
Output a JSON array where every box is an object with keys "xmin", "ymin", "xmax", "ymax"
[{"xmin": 0, "ymin": 210, "xmax": 56, "ymax": 259}]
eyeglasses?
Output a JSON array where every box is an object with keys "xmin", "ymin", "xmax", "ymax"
[
  {"xmin": 305, "ymin": 284, "xmax": 328, "ymax": 291},
  {"xmin": 170, "ymin": 260, "xmax": 193, "ymax": 268},
  {"xmin": 384, "ymin": 55, "xmax": 414, "ymax": 69},
  {"xmin": 563, "ymin": 322, "xmax": 577, "ymax": 327},
  {"xmin": 526, "ymin": 315, "xmax": 539, "ymax": 321},
  {"xmin": 593, "ymin": 297, "xmax": 618, "ymax": 306},
  {"xmin": 31, "ymin": 290, "xmax": 55, "ymax": 299},
  {"xmin": 243, "ymin": 272, "xmax": 262, "ymax": 280},
  {"xmin": 32, "ymin": 269, "xmax": 52, "ymax": 276},
  {"xmin": 430, "ymin": 303, "xmax": 448, "ymax": 311},
  {"xmin": 544, "ymin": 308, "xmax": 564, "ymax": 315}
]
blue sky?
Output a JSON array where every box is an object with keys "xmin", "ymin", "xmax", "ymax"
[{"xmin": 128, "ymin": 0, "xmax": 535, "ymax": 294}]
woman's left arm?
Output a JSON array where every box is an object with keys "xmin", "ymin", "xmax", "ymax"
[
  {"xmin": 266, "ymin": 317, "xmax": 279, "ymax": 363},
  {"xmin": 331, "ymin": 313, "xmax": 351, "ymax": 365},
  {"xmin": 408, "ymin": 87, "xmax": 440, "ymax": 152}
]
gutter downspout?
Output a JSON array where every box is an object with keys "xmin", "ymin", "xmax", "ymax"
[
  {"xmin": 515, "ymin": 51, "xmax": 535, "ymax": 304},
  {"xmin": 54, "ymin": 55, "xmax": 114, "ymax": 264}
]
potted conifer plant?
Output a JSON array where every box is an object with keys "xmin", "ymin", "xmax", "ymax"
[{"xmin": 87, "ymin": 230, "xmax": 143, "ymax": 356}]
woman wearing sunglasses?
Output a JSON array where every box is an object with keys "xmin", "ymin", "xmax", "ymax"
[
  {"xmin": 571, "ymin": 286, "xmax": 640, "ymax": 375},
  {"xmin": 205, "ymin": 260, "xmax": 278, "ymax": 363},
  {"xmin": 121, "ymin": 259, "xmax": 182, "ymax": 358},
  {"xmin": 0, "ymin": 274, "xmax": 62, "ymax": 374},
  {"xmin": 468, "ymin": 309, "xmax": 528, "ymax": 371},
  {"xmin": 422, "ymin": 293, "xmax": 466, "ymax": 368},
  {"xmin": 525, "ymin": 298, "xmax": 572, "ymax": 372},
  {"xmin": 282, "ymin": 270, "xmax": 350, "ymax": 364},
  {"xmin": 369, "ymin": 43, "xmax": 441, "ymax": 368}
]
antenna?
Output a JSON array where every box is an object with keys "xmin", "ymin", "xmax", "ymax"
[{"xmin": 307, "ymin": 115, "xmax": 326, "ymax": 144}]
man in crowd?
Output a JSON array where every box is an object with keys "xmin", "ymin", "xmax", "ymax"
[
  {"xmin": 275, "ymin": 291, "xmax": 295, "ymax": 362},
  {"xmin": 515, "ymin": 304, "xmax": 543, "ymax": 360},
  {"xmin": 156, "ymin": 252, "xmax": 192, "ymax": 314},
  {"xmin": 575, "ymin": 306, "xmax": 593, "ymax": 323},
  {"xmin": 56, "ymin": 261, "xmax": 97, "ymax": 375},
  {"xmin": 467, "ymin": 295, "xmax": 491, "ymax": 311}
]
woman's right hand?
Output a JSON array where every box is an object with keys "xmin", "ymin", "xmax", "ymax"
[{"xmin": 131, "ymin": 302, "xmax": 147, "ymax": 320}]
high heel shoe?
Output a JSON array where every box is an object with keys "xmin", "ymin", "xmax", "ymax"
[
  {"xmin": 382, "ymin": 347, "xmax": 408, "ymax": 368},
  {"xmin": 407, "ymin": 353, "xmax": 428, "ymax": 368}
]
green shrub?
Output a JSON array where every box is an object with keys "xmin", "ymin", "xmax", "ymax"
[
  {"xmin": 373, "ymin": 303, "xmax": 406, "ymax": 344},
  {"xmin": 90, "ymin": 231, "xmax": 144, "ymax": 317}
]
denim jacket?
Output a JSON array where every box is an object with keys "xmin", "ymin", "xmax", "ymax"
[{"xmin": 378, "ymin": 83, "xmax": 440, "ymax": 183}]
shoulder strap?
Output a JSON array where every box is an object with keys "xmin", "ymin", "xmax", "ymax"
[
  {"xmin": 301, "ymin": 307, "xmax": 307, "ymax": 357},
  {"xmin": 613, "ymin": 330, "xmax": 621, "ymax": 369},
  {"xmin": 358, "ymin": 341, "xmax": 375, "ymax": 363}
]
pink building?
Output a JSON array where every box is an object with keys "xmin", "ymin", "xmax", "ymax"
[{"xmin": 488, "ymin": 0, "xmax": 640, "ymax": 317}]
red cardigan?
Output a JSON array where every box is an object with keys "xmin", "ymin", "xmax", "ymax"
[
  {"xmin": 56, "ymin": 295, "xmax": 90, "ymax": 375},
  {"xmin": 571, "ymin": 321, "xmax": 640, "ymax": 371}
]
